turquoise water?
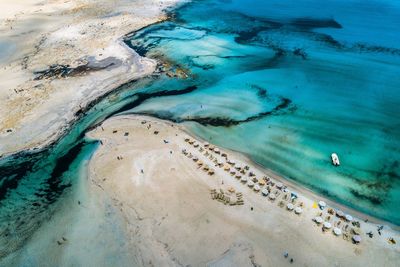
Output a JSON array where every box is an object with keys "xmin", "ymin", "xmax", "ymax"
[
  {"xmin": 126, "ymin": 0, "xmax": 400, "ymax": 224},
  {"xmin": 0, "ymin": 0, "xmax": 399, "ymax": 260}
]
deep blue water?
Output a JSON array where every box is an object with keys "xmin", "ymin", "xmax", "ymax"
[{"xmin": 0, "ymin": 0, "xmax": 399, "ymax": 260}]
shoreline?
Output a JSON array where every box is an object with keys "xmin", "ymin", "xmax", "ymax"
[
  {"xmin": 180, "ymin": 126, "xmax": 400, "ymax": 230},
  {"xmin": 0, "ymin": 0, "xmax": 182, "ymax": 157},
  {"xmin": 84, "ymin": 114, "xmax": 399, "ymax": 266}
]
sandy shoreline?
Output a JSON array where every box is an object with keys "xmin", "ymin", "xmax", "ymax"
[
  {"xmin": 0, "ymin": 0, "xmax": 181, "ymax": 157},
  {"xmin": 3, "ymin": 114, "xmax": 398, "ymax": 266},
  {"xmin": 82, "ymin": 115, "xmax": 398, "ymax": 266}
]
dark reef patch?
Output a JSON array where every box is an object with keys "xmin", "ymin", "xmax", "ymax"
[
  {"xmin": 132, "ymin": 96, "xmax": 295, "ymax": 127},
  {"xmin": 350, "ymin": 189, "xmax": 383, "ymax": 205},
  {"xmin": 0, "ymin": 156, "xmax": 38, "ymax": 200},
  {"xmin": 290, "ymin": 17, "xmax": 342, "ymax": 30},
  {"xmin": 110, "ymin": 85, "xmax": 199, "ymax": 118},
  {"xmin": 33, "ymin": 57, "xmax": 119, "ymax": 80}
]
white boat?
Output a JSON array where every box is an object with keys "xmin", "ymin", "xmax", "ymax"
[{"xmin": 331, "ymin": 153, "xmax": 340, "ymax": 166}]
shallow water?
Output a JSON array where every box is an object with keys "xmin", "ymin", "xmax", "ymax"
[
  {"xmin": 0, "ymin": 0, "xmax": 399, "ymax": 261},
  {"xmin": 126, "ymin": 0, "xmax": 400, "ymax": 224}
]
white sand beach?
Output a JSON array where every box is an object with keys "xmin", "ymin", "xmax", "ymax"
[
  {"xmin": 0, "ymin": 0, "xmax": 180, "ymax": 156},
  {"xmin": 0, "ymin": 1, "xmax": 399, "ymax": 266},
  {"xmin": 39, "ymin": 114, "xmax": 397, "ymax": 266},
  {"xmin": 3, "ymin": 115, "xmax": 398, "ymax": 266}
]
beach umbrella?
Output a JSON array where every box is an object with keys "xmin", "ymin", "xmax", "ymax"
[
  {"xmin": 352, "ymin": 235, "xmax": 361, "ymax": 243},
  {"xmin": 287, "ymin": 203, "xmax": 294, "ymax": 210},
  {"xmin": 269, "ymin": 194, "xmax": 276, "ymax": 200},
  {"xmin": 240, "ymin": 176, "xmax": 248, "ymax": 182},
  {"xmin": 323, "ymin": 222, "xmax": 332, "ymax": 229},
  {"xmin": 352, "ymin": 228, "xmax": 361, "ymax": 235},
  {"xmin": 291, "ymin": 192, "xmax": 298, "ymax": 200},
  {"xmin": 214, "ymin": 148, "xmax": 220, "ymax": 153},
  {"xmin": 345, "ymin": 214, "xmax": 353, "ymax": 222},
  {"xmin": 333, "ymin": 227, "xmax": 342, "ymax": 236},
  {"xmin": 254, "ymin": 184, "xmax": 260, "ymax": 192},
  {"xmin": 336, "ymin": 210, "xmax": 344, "ymax": 218},
  {"xmin": 318, "ymin": 201, "xmax": 326, "ymax": 209},
  {"xmin": 276, "ymin": 182, "xmax": 283, "ymax": 189},
  {"xmin": 295, "ymin": 207, "xmax": 303, "ymax": 214},
  {"xmin": 262, "ymin": 189, "xmax": 269, "ymax": 196},
  {"xmin": 247, "ymin": 180, "xmax": 255, "ymax": 187},
  {"xmin": 314, "ymin": 216, "xmax": 323, "ymax": 224},
  {"xmin": 204, "ymin": 142, "xmax": 209, "ymax": 147}
]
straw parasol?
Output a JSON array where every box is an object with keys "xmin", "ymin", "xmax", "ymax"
[
  {"xmin": 247, "ymin": 180, "xmax": 255, "ymax": 187},
  {"xmin": 352, "ymin": 235, "xmax": 361, "ymax": 243},
  {"xmin": 294, "ymin": 207, "xmax": 303, "ymax": 214},
  {"xmin": 258, "ymin": 179, "xmax": 266, "ymax": 186},
  {"xmin": 314, "ymin": 216, "xmax": 323, "ymax": 224},
  {"xmin": 352, "ymin": 228, "xmax": 361, "ymax": 235},
  {"xmin": 345, "ymin": 214, "xmax": 353, "ymax": 222},
  {"xmin": 323, "ymin": 222, "xmax": 332, "ymax": 229},
  {"xmin": 287, "ymin": 203, "xmax": 294, "ymax": 210},
  {"xmin": 262, "ymin": 189, "xmax": 269, "ymax": 196},
  {"xmin": 333, "ymin": 227, "xmax": 342, "ymax": 236},
  {"xmin": 253, "ymin": 184, "xmax": 260, "ymax": 192},
  {"xmin": 318, "ymin": 201, "xmax": 326, "ymax": 209}
]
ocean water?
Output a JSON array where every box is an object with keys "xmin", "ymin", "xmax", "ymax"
[
  {"xmin": 126, "ymin": 0, "xmax": 400, "ymax": 224},
  {"xmin": 0, "ymin": 0, "xmax": 399, "ymax": 261}
]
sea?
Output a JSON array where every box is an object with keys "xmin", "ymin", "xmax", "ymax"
[{"xmin": 0, "ymin": 0, "xmax": 399, "ymax": 260}]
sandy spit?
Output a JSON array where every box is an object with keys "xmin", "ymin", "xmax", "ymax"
[
  {"xmin": 0, "ymin": 0, "xmax": 182, "ymax": 157},
  {"xmin": 81, "ymin": 115, "xmax": 399, "ymax": 267}
]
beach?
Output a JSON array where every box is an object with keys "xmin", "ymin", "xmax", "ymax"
[
  {"xmin": 76, "ymin": 115, "xmax": 398, "ymax": 266},
  {"xmin": 0, "ymin": 0, "xmax": 180, "ymax": 157},
  {"xmin": 0, "ymin": 0, "xmax": 399, "ymax": 265}
]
